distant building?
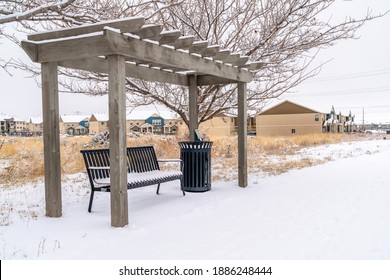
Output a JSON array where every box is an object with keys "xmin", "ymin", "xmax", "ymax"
[
  {"xmin": 13, "ymin": 118, "xmax": 27, "ymax": 134},
  {"xmin": 59, "ymin": 115, "xmax": 89, "ymax": 135},
  {"xmin": 0, "ymin": 114, "xmax": 28, "ymax": 135},
  {"xmin": 256, "ymin": 100, "xmax": 326, "ymax": 136},
  {"xmin": 199, "ymin": 114, "xmax": 237, "ymax": 137},
  {"xmin": 28, "ymin": 117, "xmax": 43, "ymax": 135},
  {"xmin": 344, "ymin": 111, "xmax": 358, "ymax": 133},
  {"xmin": 127, "ymin": 110, "xmax": 178, "ymax": 135},
  {"xmin": 89, "ymin": 113, "xmax": 109, "ymax": 135},
  {"xmin": 0, "ymin": 114, "xmax": 8, "ymax": 134},
  {"xmin": 323, "ymin": 106, "xmax": 344, "ymax": 133},
  {"xmin": 198, "ymin": 111, "xmax": 256, "ymax": 137}
]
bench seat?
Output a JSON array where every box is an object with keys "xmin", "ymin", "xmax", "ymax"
[
  {"xmin": 92, "ymin": 170, "xmax": 183, "ymax": 188},
  {"xmin": 81, "ymin": 146, "xmax": 184, "ymax": 212}
]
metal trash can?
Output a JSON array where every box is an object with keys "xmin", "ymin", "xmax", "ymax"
[{"xmin": 179, "ymin": 141, "xmax": 213, "ymax": 192}]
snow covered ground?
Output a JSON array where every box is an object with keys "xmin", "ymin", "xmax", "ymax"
[{"xmin": 1, "ymin": 138, "xmax": 390, "ymax": 260}]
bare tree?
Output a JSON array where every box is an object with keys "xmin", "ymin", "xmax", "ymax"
[{"xmin": 1, "ymin": 0, "xmax": 385, "ymax": 128}]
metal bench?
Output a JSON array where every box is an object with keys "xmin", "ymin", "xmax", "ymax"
[{"xmin": 80, "ymin": 146, "xmax": 184, "ymax": 212}]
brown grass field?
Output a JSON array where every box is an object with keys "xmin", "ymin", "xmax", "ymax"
[{"xmin": 0, "ymin": 133, "xmax": 373, "ymax": 186}]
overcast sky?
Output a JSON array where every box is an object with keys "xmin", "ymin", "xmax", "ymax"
[{"xmin": 0, "ymin": 0, "xmax": 389, "ymax": 124}]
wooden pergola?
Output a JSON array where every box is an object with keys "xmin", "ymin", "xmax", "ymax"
[{"xmin": 21, "ymin": 17, "xmax": 261, "ymax": 227}]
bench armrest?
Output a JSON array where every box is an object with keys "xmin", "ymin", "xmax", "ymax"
[
  {"xmin": 157, "ymin": 158, "xmax": 183, "ymax": 173},
  {"xmin": 89, "ymin": 166, "xmax": 110, "ymax": 170}
]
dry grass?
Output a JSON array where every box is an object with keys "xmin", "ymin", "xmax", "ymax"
[{"xmin": 0, "ymin": 133, "xmax": 366, "ymax": 185}]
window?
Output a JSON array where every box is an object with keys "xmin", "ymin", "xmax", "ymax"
[
  {"xmin": 315, "ymin": 114, "xmax": 319, "ymax": 122},
  {"xmin": 101, "ymin": 122, "xmax": 105, "ymax": 125},
  {"xmin": 292, "ymin": 129, "xmax": 296, "ymax": 134},
  {"xmin": 152, "ymin": 119, "xmax": 162, "ymax": 125}
]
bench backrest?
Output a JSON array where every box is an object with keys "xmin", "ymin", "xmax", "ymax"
[
  {"xmin": 80, "ymin": 146, "xmax": 160, "ymax": 186},
  {"xmin": 126, "ymin": 146, "xmax": 160, "ymax": 173}
]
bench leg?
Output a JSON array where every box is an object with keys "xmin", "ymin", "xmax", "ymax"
[
  {"xmin": 88, "ymin": 190, "xmax": 95, "ymax": 213},
  {"xmin": 180, "ymin": 178, "xmax": 185, "ymax": 196},
  {"xmin": 156, "ymin": 183, "xmax": 161, "ymax": 195}
]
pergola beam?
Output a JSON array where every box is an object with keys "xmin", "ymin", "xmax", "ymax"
[
  {"xmin": 188, "ymin": 41, "xmax": 209, "ymax": 54},
  {"xmin": 133, "ymin": 24, "xmax": 163, "ymax": 40},
  {"xmin": 158, "ymin": 30, "xmax": 182, "ymax": 45},
  {"xmin": 59, "ymin": 57, "xmax": 189, "ymax": 86},
  {"xmin": 197, "ymin": 75, "xmax": 236, "ymax": 86},
  {"xmin": 243, "ymin": 61, "xmax": 264, "ymax": 71},
  {"xmin": 213, "ymin": 49, "xmax": 231, "ymax": 61},
  {"xmin": 202, "ymin": 45, "xmax": 221, "ymax": 57},
  {"xmin": 31, "ymin": 34, "xmax": 113, "ymax": 63},
  {"xmin": 104, "ymin": 29, "xmax": 252, "ymax": 82},
  {"xmin": 28, "ymin": 16, "xmax": 145, "ymax": 41},
  {"xmin": 174, "ymin": 35, "xmax": 195, "ymax": 50},
  {"xmin": 23, "ymin": 29, "xmax": 253, "ymax": 82}
]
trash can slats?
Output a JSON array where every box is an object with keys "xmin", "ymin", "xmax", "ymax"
[{"xmin": 179, "ymin": 141, "xmax": 212, "ymax": 192}]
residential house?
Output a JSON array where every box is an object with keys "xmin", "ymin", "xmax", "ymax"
[
  {"xmin": 199, "ymin": 113, "xmax": 237, "ymax": 137},
  {"xmin": 59, "ymin": 115, "xmax": 90, "ymax": 135},
  {"xmin": 344, "ymin": 111, "xmax": 357, "ymax": 133},
  {"xmin": 323, "ymin": 106, "xmax": 345, "ymax": 133},
  {"xmin": 89, "ymin": 113, "xmax": 109, "ymax": 135},
  {"xmin": 0, "ymin": 114, "xmax": 7, "ymax": 134},
  {"xmin": 256, "ymin": 100, "xmax": 326, "ymax": 136},
  {"xmin": 13, "ymin": 118, "xmax": 27, "ymax": 134},
  {"xmin": 198, "ymin": 111, "xmax": 257, "ymax": 137},
  {"xmin": 127, "ymin": 110, "xmax": 178, "ymax": 134},
  {"xmin": 28, "ymin": 117, "xmax": 43, "ymax": 135}
]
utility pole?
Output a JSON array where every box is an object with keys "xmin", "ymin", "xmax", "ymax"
[{"xmin": 362, "ymin": 107, "xmax": 365, "ymax": 131}]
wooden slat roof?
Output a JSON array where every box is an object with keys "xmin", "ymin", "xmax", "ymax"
[{"xmin": 22, "ymin": 16, "xmax": 262, "ymax": 86}]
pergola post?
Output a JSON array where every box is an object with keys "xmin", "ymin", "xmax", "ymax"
[
  {"xmin": 238, "ymin": 82, "xmax": 248, "ymax": 187},
  {"xmin": 108, "ymin": 55, "xmax": 128, "ymax": 227},
  {"xmin": 41, "ymin": 62, "xmax": 62, "ymax": 217},
  {"xmin": 188, "ymin": 75, "xmax": 198, "ymax": 141}
]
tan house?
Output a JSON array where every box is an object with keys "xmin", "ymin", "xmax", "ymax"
[
  {"xmin": 13, "ymin": 118, "xmax": 27, "ymax": 133},
  {"xmin": 127, "ymin": 110, "xmax": 179, "ymax": 134},
  {"xmin": 126, "ymin": 111, "xmax": 148, "ymax": 133},
  {"xmin": 187, "ymin": 111, "xmax": 256, "ymax": 137},
  {"xmin": 28, "ymin": 117, "xmax": 43, "ymax": 135},
  {"xmin": 256, "ymin": 100, "xmax": 326, "ymax": 136},
  {"xmin": 59, "ymin": 115, "xmax": 89, "ymax": 135},
  {"xmin": 199, "ymin": 114, "xmax": 237, "ymax": 137},
  {"xmin": 89, "ymin": 113, "xmax": 109, "ymax": 135}
]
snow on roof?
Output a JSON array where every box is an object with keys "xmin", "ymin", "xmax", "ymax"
[
  {"xmin": 60, "ymin": 115, "xmax": 89, "ymax": 123},
  {"xmin": 13, "ymin": 117, "xmax": 26, "ymax": 122},
  {"xmin": 30, "ymin": 117, "xmax": 43, "ymax": 124},
  {"xmin": 323, "ymin": 116, "xmax": 342, "ymax": 125},
  {"xmin": 223, "ymin": 109, "xmax": 258, "ymax": 118},
  {"xmin": 141, "ymin": 123, "xmax": 154, "ymax": 127},
  {"xmin": 126, "ymin": 109, "xmax": 177, "ymax": 120},
  {"xmin": 0, "ymin": 113, "xmax": 13, "ymax": 121},
  {"xmin": 90, "ymin": 113, "xmax": 109, "ymax": 122}
]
